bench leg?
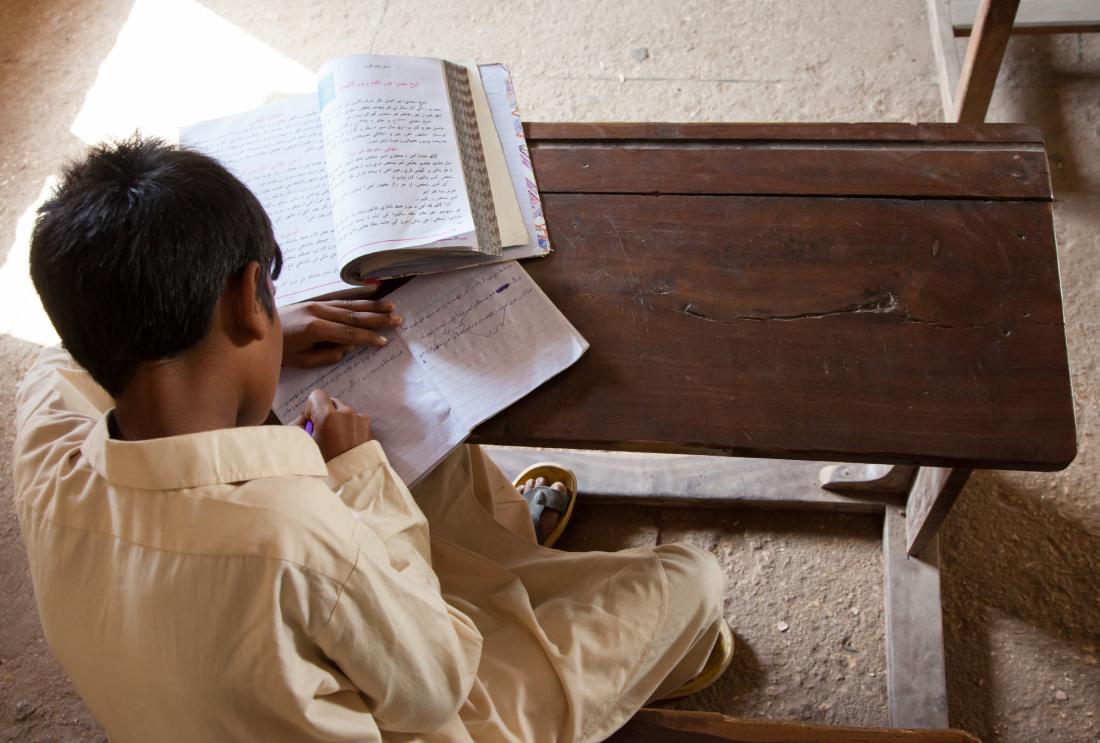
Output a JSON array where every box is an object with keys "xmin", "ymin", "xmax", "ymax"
[
  {"xmin": 927, "ymin": 0, "xmax": 963, "ymax": 118},
  {"xmin": 884, "ymin": 505, "xmax": 949, "ymax": 728}
]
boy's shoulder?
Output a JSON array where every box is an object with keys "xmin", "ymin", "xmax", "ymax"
[{"xmin": 205, "ymin": 474, "xmax": 363, "ymax": 579}]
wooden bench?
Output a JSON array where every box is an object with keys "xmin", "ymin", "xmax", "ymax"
[
  {"xmin": 473, "ymin": 122, "xmax": 1076, "ymax": 739},
  {"xmin": 607, "ymin": 708, "xmax": 981, "ymax": 742}
]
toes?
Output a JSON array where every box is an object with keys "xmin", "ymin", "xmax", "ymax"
[
  {"xmin": 550, "ymin": 481, "xmax": 567, "ymax": 492},
  {"xmin": 524, "ymin": 478, "xmax": 535, "ymax": 494},
  {"xmin": 535, "ymin": 476, "xmax": 546, "ymax": 487}
]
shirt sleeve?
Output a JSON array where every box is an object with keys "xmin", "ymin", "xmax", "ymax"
[
  {"xmin": 14, "ymin": 346, "xmax": 112, "ymax": 497},
  {"xmin": 313, "ymin": 514, "xmax": 482, "ymax": 732},
  {"xmin": 324, "ymin": 441, "xmax": 435, "ymax": 589},
  {"xmin": 315, "ymin": 441, "xmax": 483, "ymax": 732}
]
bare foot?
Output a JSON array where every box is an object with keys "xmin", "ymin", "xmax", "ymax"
[{"xmin": 517, "ymin": 476, "xmax": 568, "ymax": 538}]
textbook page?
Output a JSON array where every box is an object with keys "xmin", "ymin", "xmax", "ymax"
[
  {"xmin": 316, "ymin": 55, "xmax": 478, "ymax": 270},
  {"xmin": 181, "ymin": 95, "xmax": 348, "ymax": 306},
  {"xmin": 396, "ymin": 261, "xmax": 588, "ymax": 431},
  {"xmin": 273, "ymin": 335, "xmax": 465, "ymax": 485}
]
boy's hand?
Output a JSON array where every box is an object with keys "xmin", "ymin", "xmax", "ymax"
[
  {"xmin": 292, "ymin": 389, "xmax": 373, "ymax": 461},
  {"xmin": 280, "ymin": 297, "xmax": 403, "ymax": 369}
]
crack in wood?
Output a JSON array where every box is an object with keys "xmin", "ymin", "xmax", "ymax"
[{"xmin": 677, "ymin": 292, "xmax": 1047, "ymax": 331}]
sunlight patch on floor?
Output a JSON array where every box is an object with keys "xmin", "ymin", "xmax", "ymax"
[
  {"xmin": 71, "ymin": 0, "xmax": 314, "ymax": 142},
  {"xmin": 2, "ymin": 0, "xmax": 315, "ymax": 346},
  {"xmin": 0, "ymin": 178, "xmax": 60, "ymax": 346}
]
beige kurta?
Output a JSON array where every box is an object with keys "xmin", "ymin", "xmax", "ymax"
[{"xmin": 13, "ymin": 347, "xmax": 722, "ymax": 742}]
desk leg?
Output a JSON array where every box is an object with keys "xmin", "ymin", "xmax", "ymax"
[
  {"xmin": 884, "ymin": 506, "xmax": 949, "ymax": 728},
  {"xmin": 905, "ymin": 467, "xmax": 972, "ymax": 557},
  {"xmin": 952, "ymin": 0, "xmax": 1020, "ymax": 123}
]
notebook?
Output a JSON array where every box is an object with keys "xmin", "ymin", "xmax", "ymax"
[{"xmin": 274, "ymin": 260, "xmax": 588, "ymax": 485}]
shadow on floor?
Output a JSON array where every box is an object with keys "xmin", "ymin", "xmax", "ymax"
[
  {"xmin": 558, "ymin": 503, "xmax": 890, "ymax": 727},
  {"xmin": 940, "ymin": 470, "xmax": 1100, "ymax": 740}
]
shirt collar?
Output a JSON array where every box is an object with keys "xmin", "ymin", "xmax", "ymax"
[{"xmin": 82, "ymin": 413, "xmax": 328, "ymax": 490}]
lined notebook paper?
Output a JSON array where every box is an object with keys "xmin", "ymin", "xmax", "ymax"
[{"xmin": 275, "ymin": 261, "xmax": 587, "ymax": 485}]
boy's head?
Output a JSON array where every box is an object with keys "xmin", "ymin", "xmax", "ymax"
[{"xmin": 30, "ymin": 135, "xmax": 284, "ymax": 420}]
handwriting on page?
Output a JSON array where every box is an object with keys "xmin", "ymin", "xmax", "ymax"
[
  {"xmin": 274, "ymin": 336, "xmax": 464, "ymax": 485},
  {"xmin": 403, "ymin": 265, "xmax": 533, "ymax": 356},
  {"xmin": 275, "ymin": 340, "xmax": 407, "ymax": 418},
  {"xmin": 393, "ymin": 262, "xmax": 588, "ymax": 431}
]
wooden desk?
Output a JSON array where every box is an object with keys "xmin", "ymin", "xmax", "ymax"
[
  {"xmin": 471, "ymin": 123, "xmax": 1076, "ymax": 732},
  {"xmin": 474, "ymin": 123, "xmax": 1074, "ymax": 471}
]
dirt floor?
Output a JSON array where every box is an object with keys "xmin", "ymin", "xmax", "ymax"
[{"xmin": 1, "ymin": 1, "xmax": 1098, "ymax": 741}]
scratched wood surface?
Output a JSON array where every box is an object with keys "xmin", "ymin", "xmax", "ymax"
[{"xmin": 469, "ymin": 124, "xmax": 1076, "ymax": 471}]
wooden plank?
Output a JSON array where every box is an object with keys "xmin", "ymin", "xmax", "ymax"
[
  {"xmin": 528, "ymin": 143, "xmax": 1051, "ymax": 200},
  {"xmin": 819, "ymin": 464, "xmax": 917, "ymax": 494},
  {"xmin": 951, "ymin": 0, "xmax": 1021, "ymax": 123},
  {"xmin": 905, "ymin": 467, "xmax": 973, "ymax": 556},
  {"xmin": 952, "ymin": 0, "xmax": 1100, "ymax": 35},
  {"xmin": 884, "ymin": 507, "xmax": 949, "ymax": 729},
  {"xmin": 608, "ymin": 708, "xmax": 979, "ymax": 742},
  {"xmin": 473, "ymin": 194, "xmax": 1077, "ymax": 471},
  {"xmin": 927, "ymin": 0, "xmax": 964, "ymax": 118},
  {"xmin": 483, "ymin": 447, "xmax": 902, "ymax": 512},
  {"xmin": 524, "ymin": 121, "xmax": 1043, "ymax": 144}
]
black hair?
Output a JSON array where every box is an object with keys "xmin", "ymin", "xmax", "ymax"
[{"xmin": 30, "ymin": 135, "xmax": 282, "ymax": 397}]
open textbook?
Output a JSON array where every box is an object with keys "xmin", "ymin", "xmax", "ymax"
[
  {"xmin": 274, "ymin": 261, "xmax": 588, "ymax": 485},
  {"xmin": 182, "ymin": 56, "xmax": 548, "ymax": 301}
]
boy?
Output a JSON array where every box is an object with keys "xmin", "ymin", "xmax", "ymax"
[{"xmin": 14, "ymin": 136, "xmax": 730, "ymax": 741}]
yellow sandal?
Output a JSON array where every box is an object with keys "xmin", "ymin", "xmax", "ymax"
[
  {"xmin": 512, "ymin": 462, "xmax": 578, "ymax": 548},
  {"xmin": 658, "ymin": 620, "xmax": 735, "ymax": 700}
]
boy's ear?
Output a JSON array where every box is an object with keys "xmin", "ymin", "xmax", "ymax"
[{"xmin": 224, "ymin": 261, "xmax": 272, "ymax": 344}]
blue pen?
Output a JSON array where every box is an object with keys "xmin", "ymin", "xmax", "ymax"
[{"xmin": 304, "ymin": 420, "xmax": 314, "ymax": 436}]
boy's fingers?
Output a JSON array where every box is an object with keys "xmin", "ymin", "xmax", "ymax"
[
  {"xmin": 290, "ymin": 413, "xmax": 306, "ymax": 426},
  {"xmin": 309, "ymin": 319, "xmax": 389, "ymax": 347},
  {"xmin": 299, "ymin": 346, "xmax": 350, "ymax": 367},
  {"xmin": 315, "ymin": 303, "xmax": 402, "ymax": 330},
  {"xmin": 319, "ymin": 298, "xmax": 397, "ymax": 315},
  {"xmin": 306, "ymin": 389, "xmax": 334, "ymax": 425}
]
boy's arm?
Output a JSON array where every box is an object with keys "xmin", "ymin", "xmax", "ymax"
[
  {"xmin": 314, "ymin": 528, "xmax": 482, "ymax": 733},
  {"xmin": 14, "ymin": 347, "xmax": 112, "ymax": 497},
  {"xmin": 316, "ymin": 443, "xmax": 482, "ymax": 731},
  {"xmin": 325, "ymin": 440, "xmax": 435, "ymax": 574},
  {"xmin": 16, "ymin": 346, "xmax": 112, "ymax": 426}
]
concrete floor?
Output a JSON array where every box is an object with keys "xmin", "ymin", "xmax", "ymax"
[{"xmin": 1, "ymin": 1, "xmax": 1098, "ymax": 741}]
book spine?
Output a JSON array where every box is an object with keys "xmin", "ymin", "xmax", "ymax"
[{"xmin": 443, "ymin": 61, "xmax": 502, "ymax": 256}]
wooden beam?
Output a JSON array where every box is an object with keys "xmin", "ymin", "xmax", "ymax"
[
  {"xmin": 927, "ymin": 0, "xmax": 963, "ymax": 119},
  {"xmin": 884, "ymin": 507, "xmax": 949, "ymax": 729},
  {"xmin": 523, "ymin": 121, "xmax": 1045, "ymax": 143},
  {"xmin": 905, "ymin": 467, "xmax": 972, "ymax": 556},
  {"xmin": 610, "ymin": 707, "xmax": 979, "ymax": 742},
  {"xmin": 483, "ymin": 448, "xmax": 902, "ymax": 512},
  {"xmin": 819, "ymin": 464, "xmax": 917, "ymax": 495},
  {"xmin": 951, "ymin": 0, "xmax": 1021, "ymax": 123},
  {"xmin": 951, "ymin": 0, "xmax": 1100, "ymax": 36}
]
